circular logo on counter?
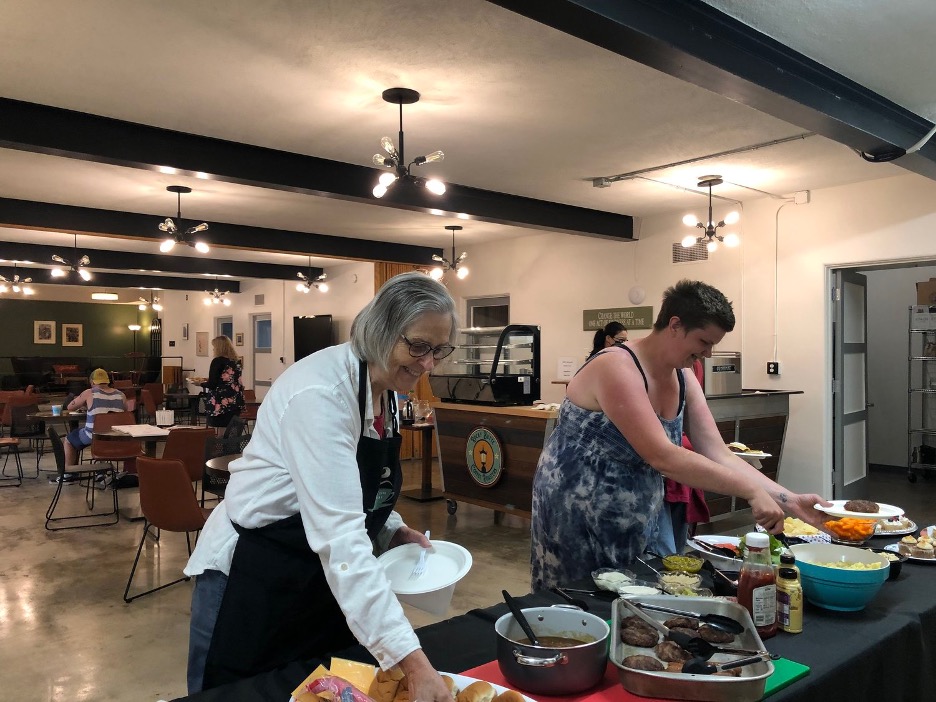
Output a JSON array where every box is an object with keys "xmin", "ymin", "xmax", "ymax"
[{"xmin": 465, "ymin": 425, "xmax": 503, "ymax": 487}]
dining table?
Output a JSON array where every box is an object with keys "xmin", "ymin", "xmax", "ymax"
[
  {"xmin": 205, "ymin": 452, "xmax": 241, "ymax": 478},
  {"xmin": 172, "ymin": 533, "xmax": 936, "ymax": 702}
]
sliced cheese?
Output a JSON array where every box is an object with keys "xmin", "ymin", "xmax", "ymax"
[
  {"xmin": 292, "ymin": 664, "xmax": 329, "ymax": 699},
  {"xmin": 330, "ymin": 657, "xmax": 377, "ymax": 695}
]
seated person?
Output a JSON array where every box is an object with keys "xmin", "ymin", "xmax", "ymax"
[{"xmin": 61, "ymin": 368, "xmax": 128, "ymax": 470}]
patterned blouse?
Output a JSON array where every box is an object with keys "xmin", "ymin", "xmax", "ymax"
[{"xmin": 205, "ymin": 356, "xmax": 245, "ymax": 420}]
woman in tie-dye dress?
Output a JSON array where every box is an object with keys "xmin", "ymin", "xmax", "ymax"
[{"xmin": 531, "ymin": 280, "xmax": 830, "ymax": 590}]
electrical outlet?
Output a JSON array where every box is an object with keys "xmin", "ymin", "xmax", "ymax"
[{"xmin": 767, "ymin": 361, "xmax": 780, "ymax": 375}]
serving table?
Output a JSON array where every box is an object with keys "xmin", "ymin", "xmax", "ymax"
[{"xmin": 174, "ymin": 537, "xmax": 936, "ymax": 702}]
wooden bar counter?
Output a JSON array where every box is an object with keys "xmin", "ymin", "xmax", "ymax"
[{"xmin": 432, "ymin": 402, "xmax": 558, "ymax": 518}]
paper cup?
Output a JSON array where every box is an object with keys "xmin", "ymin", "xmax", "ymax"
[
  {"xmin": 51, "ymin": 405, "xmax": 62, "ymax": 416},
  {"xmin": 378, "ymin": 540, "xmax": 472, "ymax": 615}
]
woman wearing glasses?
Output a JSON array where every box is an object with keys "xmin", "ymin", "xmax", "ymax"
[
  {"xmin": 587, "ymin": 321, "xmax": 628, "ymax": 360},
  {"xmin": 185, "ymin": 272, "xmax": 457, "ymax": 700}
]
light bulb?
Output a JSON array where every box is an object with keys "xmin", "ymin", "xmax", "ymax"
[
  {"xmin": 152, "ymin": 303, "xmax": 163, "ymax": 312},
  {"xmin": 681, "ymin": 235, "xmax": 698, "ymax": 248},
  {"xmin": 456, "ymin": 266, "xmax": 469, "ymax": 280},
  {"xmin": 139, "ymin": 303, "xmax": 147, "ymax": 311},
  {"xmin": 724, "ymin": 211, "xmax": 740, "ymax": 225},
  {"xmin": 297, "ymin": 282, "xmax": 307, "ymax": 292},
  {"xmin": 425, "ymin": 179, "xmax": 446, "ymax": 195},
  {"xmin": 723, "ymin": 233, "xmax": 740, "ymax": 247},
  {"xmin": 317, "ymin": 282, "xmax": 329, "ymax": 293},
  {"xmin": 191, "ymin": 223, "xmax": 209, "ymax": 234},
  {"xmin": 23, "ymin": 286, "xmax": 34, "ymax": 295},
  {"xmin": 373, "ymin": 154, "xmax": 389, "ymax": 167},
  {"xmin": 378, "ymin": 172, "xmax": 398, "ymax": 187},
  {"xmin": 429, "ymin": 267, "xmax": 444, "ymax": 280},
  {"xmin": 79, "ymin": 268, "xmax": 92, "ymax": 281},
  {"xmin": 373, "ymin": 183, "xmax": 388, "ymax": 198},
  {"xmin": 195, "ymin": 241, "xmax": 210, "ymax": 253},
  {"xmin": 682, "ymin": 214, "xmax": 699, "ymax": 227},
  {"xmin": 380, "ymin": 136, "xmax": 397, "ymax": 156},
  {"xmin": 0, "ymin": 284, "xmax": 6, "ymax": 292},
  {"xmin": 160, "ymin": 239, "xmax": 176, "ymax": 253},
  {"xmin": 422, "ymin": 150, "xmax": 444, "ymax": 164},
  {"xmin": 203, "ymin": 297, "xmax": 211, "ymax": 306},
  {"xmin": 223, "ymin": 297, "xmax": 231, "ymax": 306},
  {"xmin": 213, "ymin": 296, "xmax": 221, "ymax": 304},
  {"xmin": 12, "ymin": 284, "xmax": 20, "ymax": 292},
  {"xmin": 50, "ymin": 268, "xmax": 66, "ymax": 278},
  {"xmin": 706, "ymin": 240, "xmax": 718, "ymax": 253}
]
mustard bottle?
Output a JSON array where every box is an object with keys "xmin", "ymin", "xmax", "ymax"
[{"xmin": 776, "ymin": 567, "xmax": 803, "ymax": 634}]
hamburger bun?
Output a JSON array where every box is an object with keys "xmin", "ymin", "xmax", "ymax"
[
  {"xmin": 369, "ymin": 668, "xmax": 405, "ymax": 702},
  {"xmin": 441, "ymin": 675, "xmax": 459, "ymax": 699},
  {"xmin": 494, "ymin": 691, "xmax": 525, "ymax": 702},
  {"xmin": 456, "ymin": 681, "xmax": 496, "ymax": 702}
]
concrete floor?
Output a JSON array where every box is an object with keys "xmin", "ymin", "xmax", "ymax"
[{"xmin": 1, "ymin": 450, "xmax": 933, "ymax": 702}]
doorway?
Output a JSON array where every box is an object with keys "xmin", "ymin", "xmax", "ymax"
[{"xmin": 251, "ymin": 313, "xmax": 272, "ymax": 400}]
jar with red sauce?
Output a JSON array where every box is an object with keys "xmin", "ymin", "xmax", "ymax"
[{"xmin": 737, "ymin": 532, "xmax": 777, "ymax": 639}]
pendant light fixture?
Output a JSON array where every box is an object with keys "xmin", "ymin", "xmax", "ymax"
[
  {"xmin": 204, "ymin": 278, "xmax": 231, "ymax": 306},
  {"xmin": 138, "ymin": 293, "xmax": 163, "ymax": 312},
  {"xmin": 372, "ymin": 87, "xmax": 445, "ymax": 199},
  {"xmin": 680, "ymin": 175, "xmax": 740, "ymax": 252},
  {"xmin": 429, "ymin": 225, "xmax": 468, "ymax": 280},
  {"xmin": 296, "ymin": 257, "xmax": 328, "ymax": 293},
  {"xmin": 0, "ymin": 263, "xmax": 35, "ymax": 295},
  {"xmin": 51, "ymin": 233, "xmax": 92, "ymax": 280},
  {"xmin": 159, "ymin": 185, "xmax": 210, "ymax": 253}
]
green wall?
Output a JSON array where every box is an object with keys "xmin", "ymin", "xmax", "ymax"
[{"xmin": 0, "ymin": 298, "xmax": 155, "ymax": 374}]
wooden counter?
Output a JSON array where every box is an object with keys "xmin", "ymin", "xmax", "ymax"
[{"xmin": 432, "ymin": 402, "xmax": 558, "ymax": 518}]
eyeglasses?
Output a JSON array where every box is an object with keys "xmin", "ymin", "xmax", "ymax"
[
  {"xmin": 612, "ymin": 335, "xmax": 628, "ymax": 343},
  {"xmin": 400, "ymin": 335, "xmax": 456, "ymax": 360}
]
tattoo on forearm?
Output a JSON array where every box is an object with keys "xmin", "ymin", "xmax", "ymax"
[{"xmin": 778, "ymin": 492, "xmax": 788, "ymax": 504}]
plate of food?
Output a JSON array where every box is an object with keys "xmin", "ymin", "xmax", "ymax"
[
  {"xmin": 873, "ymin": 515, "xmax": 917, "ymax": 537},
  {"xmin": 727, "ymin": 442, "xmax": 771, "ymax": 459},
  {"xmin": 885, "ymin": 541, "xmax": 936, "ymax": 564},
  {"xmin": 814, "ymin": 499, "xmax": 904, "ymax": 520},
  {"xmin": 443, "ymin": 673, "xmax": 536, "ymax": 702}
]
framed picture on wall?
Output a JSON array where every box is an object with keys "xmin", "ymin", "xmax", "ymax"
[
  {"xmin": 182, "ymin": 323, "xmax": 189, "ymax": 341},
  {"xmin": 34, "ymin": 320, "xmax": 55, "ymax": 345},
  {"xmin": 196, "ymin": 331, "xmax": 209, "ymax": 357},
  {"xmin": 62, "ymin": 323, "xmax": 83, "ymax": 347},
  {"xmin": 235, "ymin": 332, "xmax": 244, "ymax": 346}
]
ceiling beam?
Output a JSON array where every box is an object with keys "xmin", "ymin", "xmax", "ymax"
[
  {"xmin": 0, "ymin": 98, "xmax": 635, "ymax": 241},
  {"xmin": 0, "ymin": 236, "xmax": 320, "ymax": 282},
  {"xmin": 0, "ymin": 265, "xmax": 240, "ymax": 293},
  {"xmin": 0, "ymin": 197, "xmax": 438, "ymax": 266},
  {"xmin": 489, "ymin": 0, "xmax": 936, "ymax": 181}
]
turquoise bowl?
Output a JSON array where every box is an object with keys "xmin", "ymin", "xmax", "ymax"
[{"xmin": 790, "ymin": 543, "xmax": 889, "ymax": 612}]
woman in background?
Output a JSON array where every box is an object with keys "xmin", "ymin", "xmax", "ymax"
[
  {"xmin": 587, "ymin": 321, "xmax": 628, "ymax": 360},
  {"xmin": 202, "ymin": 335, "xmax": 244, "ymax": 431}
]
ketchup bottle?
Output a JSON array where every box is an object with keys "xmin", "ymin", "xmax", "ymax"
[{"xmin": 737, "ymin": 532, "xmax": 778, "ymax": 639}]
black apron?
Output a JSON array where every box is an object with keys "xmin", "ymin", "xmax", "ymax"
[{"xmin": 202, "ymin": 360, "xmax": 402, "ymax": 690}]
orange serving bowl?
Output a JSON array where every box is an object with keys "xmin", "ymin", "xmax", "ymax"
[{"xmin": 824, "ymin": 517, "xmax": 877, "ymax": 545}]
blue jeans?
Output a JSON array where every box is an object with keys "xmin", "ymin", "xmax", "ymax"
[
  {"xmin": 187, "ymin": 569, "xmax": 228, "ymax": 694},
  {"xmin": 647, "ymin": 502, "xmax": 689, "ymax": 556}
]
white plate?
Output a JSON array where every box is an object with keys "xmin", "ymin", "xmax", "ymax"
[
  {"xmin": 730, "ymin": 450, "xmax": 771, "ymax": 459},
  {"xmin": 884, "ymin": 542, "xmax": 936, "ymax": 564},
  {"xmin": 814, "ymin": 500, "xmax": 904, "ymax": 519},
  {"xmin": 443, "ymin": 672, "xmax": 537, "ymax": 702},
  {"xmin": 687, "ymin": 535, "xmax": 743, "ymax": 569},
  {"xmin": 873, "ymin": 518, "xmax": 918, "ymax": 537},
  {"xmin": 377, "ymin": 540, "xmax": 472, "ymax": 595}
]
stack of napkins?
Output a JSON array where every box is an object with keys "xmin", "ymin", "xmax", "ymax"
[{"xmin": 112, "ymin": 424, "xmax": 171, "ymax": 437}]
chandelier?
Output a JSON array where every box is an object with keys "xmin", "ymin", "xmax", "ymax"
[
  {"xmin": 0, "ymin": 263, "xmax": 34, "ymax": 295},
  {"xmin": 159, "ymin": 185, "xmax": 210, "ymax": 254},
  {"xmin": 138, "ymin": 293, "xmax": 163, "ymax": 312},
  {"xmin": 204, "ymin": 288, "xmax": 231, "ymax": 306},
  {"xmin": 296, "ymin": 257, "xmax": 328, "ymax": 293},
  {"xmin": 372, "ymin": 87, "xmax": 445, "ymax": 199},
  {"xmin": 51, "ymin": 233, "xmax": 92, "ymax": 281},
  {"xmin": 430, "ymin": 225, "xmax": 468, "ymax": 280},
  {"xmin": 680, "ymin": 176, "xmax": 740, "ymax": 252}
]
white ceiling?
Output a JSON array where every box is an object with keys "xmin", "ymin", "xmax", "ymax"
[{"xmin": 0, "ymin": 0, "xmax": 929, "ymax": 296}]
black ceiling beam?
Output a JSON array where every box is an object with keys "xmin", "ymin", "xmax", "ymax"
[
  {"xmin": 489, "ymin": 0, "xmax": 936, "ymax": 181},
  {"xmin": 0, "ymin": 97, "xmax": 635, "ymax": 241},
  {"xmin": 0, "ymin": 235, "xmax": 320, "ymax": 282},
  {"xmin": 0, "ymin": 265, "xmax": 240, "ymax": 293},
  {"xmin": 0, "ymin": 197, "xmax": 427, "ymax": 268}
]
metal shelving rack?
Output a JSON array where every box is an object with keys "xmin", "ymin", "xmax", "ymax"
[{"xmin": 908, "ymin": 306, "xmax": 936, "ymax": 482}]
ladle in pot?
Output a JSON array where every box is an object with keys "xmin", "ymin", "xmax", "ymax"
[{"xmin": 502, "ymin": 590, "xmax": 540, "ymax": 646}]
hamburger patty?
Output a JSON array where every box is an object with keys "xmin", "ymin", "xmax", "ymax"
[
  {"xmin": 663, "ymin": 616, "xmax": 698, "ymax": 630},
  {"xmin": 654, "ymin": 641, "xmax": 691, "ymax": 662},
  {"xmin": 844, "ymin": 499, "xmax": 879, "ymax": 513},
  {"xmin": 623, "ymin": 655, "xmax": 664, "ymax": 672},
  {"xmin": 621, "ymin": 617, "xmax": 656, "ymax": 635},
  {"xmin": 621, "ymin": 626, "xmax": 659, "ymax": 647},
  {"xmin": 699, "ymin": 625, "xmax": 735, "ymax": 644}
]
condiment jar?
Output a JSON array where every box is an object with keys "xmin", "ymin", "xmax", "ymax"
[
  {"xmin": 738, "ymin": 532, "xmax": 778, "ymax": 639},
  {"xmin": 776, "ymin": 566, "xmax": 803, "ymax": 634}
]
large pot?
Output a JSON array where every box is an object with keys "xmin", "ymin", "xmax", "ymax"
[{"xmin": 495, "ymin": 605, "xmax": 609, "ymax": 695}]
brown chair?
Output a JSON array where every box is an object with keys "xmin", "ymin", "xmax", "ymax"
[
  {"xmin": 140, "ymin": 389, "xmax": 159, "ymax": 424},
  {"xmin": 89, "ymin": 411, "xmax": 143, "ymax": 470},
  {"xmin": 123, "ymin": 457, "xmax": 211, "ymax": 602},
  {"xmin": 161, "ymin": 428, "xmax": 213, "ymax": 485},
  {"xmin": 142, "ymin": 382, "xmax": 165, "ymax": 409},
  {"xmin": 112, "ymin": 379, "xmax": 134, "ymax": 389},
  {"xmin": 243, "ymin": 388, "xmax": 256, "ymax": 403},
  {"xmin": 45, "ymin": 427, "xmax": 118, "ymax": 530}
]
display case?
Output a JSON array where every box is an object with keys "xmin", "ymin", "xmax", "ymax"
[
  {"xmin": 429, "ymin": 324, "xmax": 540, "ymax": 406},
  {"xmin": 907, "ymin": 305, "xmax": 936, "ymax": 483}
]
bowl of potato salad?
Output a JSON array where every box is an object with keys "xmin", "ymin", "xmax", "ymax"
[{"xmin": 790, "ymin": 543, "xmax": 889, "ymax": 611}]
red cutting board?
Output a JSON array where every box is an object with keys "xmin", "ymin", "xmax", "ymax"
[{"xmin": 459, "ymin": 660, "xmax": 670, "ymax": 702}]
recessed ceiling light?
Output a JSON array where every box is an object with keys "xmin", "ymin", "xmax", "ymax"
[{"xmin": 91, "ymin": 292, "xmax": 119, "ymax": 301}]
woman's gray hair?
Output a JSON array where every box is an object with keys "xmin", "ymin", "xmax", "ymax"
[{"xmin": 351, "ymin": 272, "xmax": 457, "ymax": 371}]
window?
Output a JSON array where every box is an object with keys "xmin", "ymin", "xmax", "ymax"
[
  {"xmin": 255, "ymin": 318, "xmax": 272, "ymax": 350},
  {"xmin": 466, "ymin": 296, "xmax": 509, "ymax": 327},
  {"xmin": 217, "ymin": 316, "xmax": 233, "ymax": 341}
]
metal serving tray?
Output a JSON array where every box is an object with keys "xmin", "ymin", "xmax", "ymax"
[{"xmin": 610, "ymin": 595, "xmax": 774, "ymax": 702}]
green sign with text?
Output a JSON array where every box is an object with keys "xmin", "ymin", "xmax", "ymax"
[{"xmin": 583, "ymin": 306, "xmax": 654, "ymax": 331}]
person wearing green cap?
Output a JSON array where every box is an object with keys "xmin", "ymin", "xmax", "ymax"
[{"xmin": 59, "ymin": 367, "xmax": 129, "ymax": 473}]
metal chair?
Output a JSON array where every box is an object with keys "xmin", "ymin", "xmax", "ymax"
[
  {"xmin": 123, "ymin": 457, "xmax": 211, "ymax": 602},
  {"xmin": 0, "ymin": 436, "xmax": 23, "ymax": 487},
  {"xmin": 161, "ymin": 427, "xmax": 213, "ymax": 486},
  {"xmin": 89, "ymin": 410, "xmax": 144, "ymax": 472},
  {"xmin": 10, "ymin": 400, "xmax": 46, "ymax": 476},
  {"xmin": 222, "ymin": 416, "xmax": 246, "ymax": 439},
  {"xmin": 45, "ymin": 427, "xmax": 118, "ymax": 530},
  {"xmin": 201, "ymin": 434, "xmax": 250, "ymax": 506}
]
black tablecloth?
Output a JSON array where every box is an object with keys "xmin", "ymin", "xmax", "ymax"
[{"xmin": 174, "ymin": 542, "xmax": 936, "ymax": 702}]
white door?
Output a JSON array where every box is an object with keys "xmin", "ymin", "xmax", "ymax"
[
  {"xmin": 252, "ymin": 313, "xmax": 273, "ymax": 400},
  {"xmin": 832, "ymin": 270, "xmax": 870, "ymax": 499}
]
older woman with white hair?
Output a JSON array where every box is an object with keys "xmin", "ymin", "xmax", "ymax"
[{"xmin": 185, "ymin": 272, "xmax": 457, "ymax": 699}]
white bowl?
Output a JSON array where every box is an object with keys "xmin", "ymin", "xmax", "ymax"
[{"xmin": 378, "ymin": 540, "xmax": 472, "ymax": 615}]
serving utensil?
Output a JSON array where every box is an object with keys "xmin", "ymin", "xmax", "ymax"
[
  {"xmin": 502, "ymin": 589, "xmax": 541, "ymax": 646},
  {"xmin": 409, "ymin": 530, "xmax": 430, "ymax": 579},
  {"xmin": 635, "ymin": 555, "xmax": 663, "ymax": 578},
  {"xmin": 550, "ymin": 586, "xmax": 590, "ymax": 610},
  {"xmin": 682, "ymin": 652, "xmax": 774, "ymax": 675},
  {"xmin": 633, "ymin": 602, "xmax": 744, "ymax": 635}
]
